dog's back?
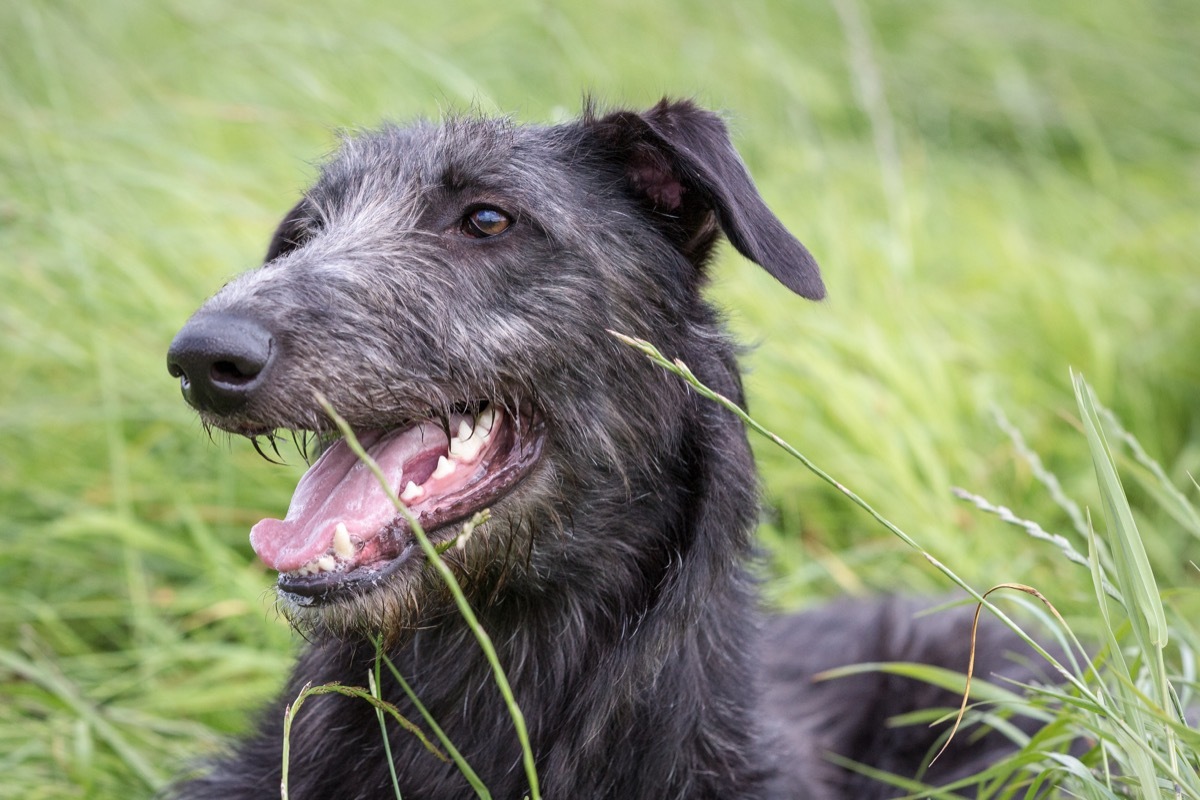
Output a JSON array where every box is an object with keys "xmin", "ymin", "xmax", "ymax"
[{"xmin": 167, "ymin": 100, "xmax": 1049, "ymax": 799}]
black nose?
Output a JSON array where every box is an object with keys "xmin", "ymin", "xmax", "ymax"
[{"xmin": 167, "ymin": 313, "xmax": 275, "ymax": 415}]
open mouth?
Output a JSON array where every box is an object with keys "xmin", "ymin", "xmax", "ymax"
[{"xmin": 249, "ymin": 403, "xmax": 543, "ymax": 602}]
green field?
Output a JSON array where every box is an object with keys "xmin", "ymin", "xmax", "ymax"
[{"xmin": 2, "ymin": 0, "xmax": 1198, "ymax": 796}]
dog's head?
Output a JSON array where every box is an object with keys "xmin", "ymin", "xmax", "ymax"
[{"xmin": 167, "ymin": 100, "xmax": 822, "ymax": 635}]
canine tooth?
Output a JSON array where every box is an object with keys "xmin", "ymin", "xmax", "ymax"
[
  {"xmin": 400, "ymin": 480, "xmax": 424, "ymax": 502},
  {"xmin": 456, "ymin": 420, "xmax": 472, "ymax": 440},
  {"xmin": 317, "ymin": 556, "xmax": 336, "ymax": 573},
  {"xmin": 465, "ymin": 420, "xmax": 488, "ymax": 443},
  {"xmin": 476, "ymin": 406, "xmax": 496, "ymax": 436},
  {"xmin": 431, "ymin": 455, "xmax": 456, "ymax": 479},
  {"xmin": 333, "ymin": 523, "xmax": 354, "ymax": 559}
]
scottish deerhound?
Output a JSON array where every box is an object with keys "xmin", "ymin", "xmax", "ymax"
[{"xmin": 166, "ymin": 100, "xmax": 1047, "ymax": 799}]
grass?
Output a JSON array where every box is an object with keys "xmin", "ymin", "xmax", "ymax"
[{"xmin": 1, "ymin": 0, "xmax": 1198, "ymax": 796}]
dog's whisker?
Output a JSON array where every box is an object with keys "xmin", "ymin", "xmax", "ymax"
[
  {"xmin": 267, "ymin": 431, "xmax": 285, "ymax": 463},
  {"xmin": 249, "ymin": 435, "xmax": 287, "ymax": 466}
]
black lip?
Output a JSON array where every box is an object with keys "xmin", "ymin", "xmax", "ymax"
[
  {"xmin": 275, "ymin": 412, "xmax": 545, "ymax": 603},
  {"xmin": 277, "ymin": 544, "xmax": 421, "ymax": 602}
]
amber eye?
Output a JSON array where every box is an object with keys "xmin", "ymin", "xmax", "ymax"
[{"xmin": 461, "ymin": 207, "xmax": 513, "ymax": 238}]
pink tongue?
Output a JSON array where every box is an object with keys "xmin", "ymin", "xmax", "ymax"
[{"xmin": 250, "ymin": 422, "xmax": 447, "ymax": 571}]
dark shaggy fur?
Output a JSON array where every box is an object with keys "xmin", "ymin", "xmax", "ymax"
[{"xmin": 166, "ymin": 100, "xmax": 1048, "ymax": 799}]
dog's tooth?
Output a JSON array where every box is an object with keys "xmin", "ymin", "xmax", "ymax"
[
  {"xmin": 317, "ymin": 555, "xmax": 336, "ymax": 573},
  {"xmin": 400, "ymin": 480, "xmax": 424, "ymax": 503},
  {"xmin": 449, "ymin": 435, "xmax": 483, "ymax": 462},
  {"xmin": 465, "ymin": 417, "xmax": 488, "ymax": 443},
  {"xmin": 476, "ymin": 406, "xmax": 497, "ymax": 437},
  {"xmin": 432, "ymin": 455, "xmax": 456, "ymax": 479},
  {"xmin": 456, "ymin": 420, "xmax": 472, "ymax": 441},
  {"xmin": 332, "ymin": 523, "xmax": 355, "ymax": 559}
]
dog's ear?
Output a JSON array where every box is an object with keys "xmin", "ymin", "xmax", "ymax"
[
  {"xmin": 590, "ymin": 99, "xmax": 824, "ymax": 300},
  {"xmin": 264, "ymin": 197, "xmax": 316, "ymax": 263}
]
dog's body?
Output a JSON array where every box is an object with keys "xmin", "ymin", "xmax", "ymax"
[{"xmin": 167, "ymin": 100, "xmax": 1044, "ymax": 799}]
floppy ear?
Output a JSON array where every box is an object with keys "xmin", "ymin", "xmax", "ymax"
[{"xmin": 590, "ymin": 99, "xmax": 824, "ymax": 300}]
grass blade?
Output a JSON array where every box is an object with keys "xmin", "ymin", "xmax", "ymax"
[
  {"xmin": 1073, "ymin": 370, "xmax": 1167, "ymax": 649},
  {"xmin": 377, "ymin": 641, "xmax": 492, "ymax": 799}
]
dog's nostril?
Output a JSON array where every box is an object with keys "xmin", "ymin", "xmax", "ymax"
[
  {"xmin": 166, "ymin": 313, "xmax": 275, "ymax": 416},
  {"xmin": 211, "ymin": 359, "xmax": 262, "ymax": 387}
]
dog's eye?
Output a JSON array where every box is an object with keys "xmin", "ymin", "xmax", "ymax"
[{"xmin": 461, "ymin": 207, "xmax": 512, "ymax": 239}]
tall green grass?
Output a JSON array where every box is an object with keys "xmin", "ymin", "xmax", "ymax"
[{"xmin": 1, "ymin": 0, "xmax": 1197, "ymax": 797}]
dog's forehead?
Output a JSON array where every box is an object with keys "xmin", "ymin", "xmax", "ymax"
[{"xmin": 311, "ymin": 116, "xmax": 584, "ymax": 210}]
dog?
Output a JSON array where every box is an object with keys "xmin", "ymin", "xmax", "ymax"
[{"xmin": 166, "ymin": 99, "xmax": 1048, "ymax": 798}]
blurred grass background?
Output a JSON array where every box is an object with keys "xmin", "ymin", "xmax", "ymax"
[{"xmin": 1, "ymin": 0, "xmax": 1197, "ymax": 796}]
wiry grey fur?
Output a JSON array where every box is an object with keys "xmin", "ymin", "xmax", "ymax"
[{"xmin": 166, "ymin": 100, "xmax": 1049, "ymax": 799}]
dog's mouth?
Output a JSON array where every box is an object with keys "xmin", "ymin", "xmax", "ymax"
[{"xmin": 249, "ymin": 402, "xmax": 543, "ymax": 602}]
